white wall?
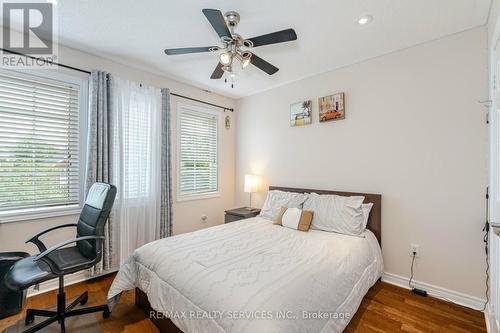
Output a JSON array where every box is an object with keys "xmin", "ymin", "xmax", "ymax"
[
  {"xmin": 235, "ymin": 27, "xmax": 488, "ymax": 299},
  {"xmin": 0, "ymin": 44, "xmax": 236, "ymax": 256}
]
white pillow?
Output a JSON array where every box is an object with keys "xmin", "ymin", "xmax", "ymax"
[
  {"xmin": 304, "ymin": 192, "xmax": 365, "ymax": 235},
  {"xmin": 361, "ymin": 203, "xmax": 374, "ymax": 230},
  {"xmin": 259, "ymin": 190, "xmax": 306, "ymax": 221},
  {"xmin": 282, "ymin": 207, "xmax": 303, "ymax": 230}
]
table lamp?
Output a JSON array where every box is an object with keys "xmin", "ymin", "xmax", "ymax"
[{"xmin": 244, "ymin": 174, "xmax": 259, "ymax": 209}]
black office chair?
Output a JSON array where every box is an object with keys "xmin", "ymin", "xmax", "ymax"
[{"xmin": 5, "ymin": 182, "xmax": 117, "ymax": 333}]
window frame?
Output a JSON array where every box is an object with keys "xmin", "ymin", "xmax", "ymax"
[
  {"xmin": 176, "ymin": 102, "xmax": 220, "ymax": 202},
  {"xmin": 0, "ymin": 68, "xmax": 89, "ymax": 223}
]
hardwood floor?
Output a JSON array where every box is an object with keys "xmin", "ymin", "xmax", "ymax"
[
  {"xmin": 346, "ymin": 283, "xmax": 486, "ymax": 333},
  {"xmin": 0, "ymin": 274, "xmax": 486, "ymax": 333}
]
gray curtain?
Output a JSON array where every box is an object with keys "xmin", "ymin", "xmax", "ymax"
[
  {"xmin": 85, "ymin": 70, "xmax": 114, "ymax": 275},
  {"xmin": 159, "ymin": 88, "xmax": 173, "ymax": 238}
]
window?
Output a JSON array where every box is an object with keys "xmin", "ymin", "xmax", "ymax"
[
  {"xmin": 178, "ymin": 104, "xmax": 219, "ymax": 199},
  {"xmin": 0, "ymin": 70, "xmax": 85, "ymax": 220}
]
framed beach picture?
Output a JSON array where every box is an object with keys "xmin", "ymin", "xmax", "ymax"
[
  {"xmin": 290, "ymin": 100, "xmax": 312, "ymax": 126},
  {"xmin": 319, "ymin": 92, "xmax": 345, "ymax": 122}
]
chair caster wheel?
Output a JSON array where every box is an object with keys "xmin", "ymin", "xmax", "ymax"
[
  {"xmin": 80, "ymin": 295, "xmax": 88, "ymax": 305},
  {"xmin": 25, "ymin": 315, "xmax": 34, "ymax": 325},
  {"xmin": 103, "ymin": 309, "xmax": 110, "ymax": 319}
]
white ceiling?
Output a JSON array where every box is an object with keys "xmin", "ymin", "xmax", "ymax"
[{"xmin": 53, "ymin": 0, "xmax": 491, "ymax": 98}]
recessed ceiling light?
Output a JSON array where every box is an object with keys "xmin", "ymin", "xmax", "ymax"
[{"xmin": 358, "ymin": 15, "xmax": 373, "ymax": 25}]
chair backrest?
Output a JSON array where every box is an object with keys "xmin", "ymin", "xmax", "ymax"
[{"xmin": 77, "ymin": 183, "xmax": 117, "ymax": 260}]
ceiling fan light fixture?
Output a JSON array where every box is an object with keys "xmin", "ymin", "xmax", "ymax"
[
  {"xmin": 243, "ymin": 40, "xmax": 254, "ymax": 48},
  {"xmin": 236, "ymin": 51, "xmax": 252, "ymax": 68},
  {"xmin": 220, "ymin": 52, "xmax": 232, "ymax": 65}
]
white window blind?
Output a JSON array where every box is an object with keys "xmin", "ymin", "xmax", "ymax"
[
  {"xmin": 0, "ymin": 72, "xmax": 80, "ymax": 213},
  {"xmin": 178, "ymin": 107, "xmax": 218, "ymax": 197}
]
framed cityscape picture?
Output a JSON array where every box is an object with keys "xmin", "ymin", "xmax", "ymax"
[
  {"xmin": 319, "ymin": 92, "xmax": 345, "ymax": 122},
  {"xmin": 290, "ymin": 100, "xmax": 312, "ymax": 126}
]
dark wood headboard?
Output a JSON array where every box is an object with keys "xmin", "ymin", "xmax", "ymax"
[{"xmin": 269, "ymin": 186, "xmax": 382, "ymax": 246}]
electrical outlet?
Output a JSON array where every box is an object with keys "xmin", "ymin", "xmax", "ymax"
[{"xmin": 410, "ymin": 244, "xmax": 420, "ymax": 258}]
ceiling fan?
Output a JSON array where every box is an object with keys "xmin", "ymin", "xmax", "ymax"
[{"xmin": 164, "ymin": 9, "xmax": 297, "ymax": 87}]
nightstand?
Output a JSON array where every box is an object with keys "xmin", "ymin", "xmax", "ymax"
[{"xmin": 225, "ymin": 207, "xmax": 261, "ymax": 223}]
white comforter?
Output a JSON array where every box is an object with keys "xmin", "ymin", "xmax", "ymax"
[{"xmin": 108, "ymin": 217, "xmax": 383, "ymax": 333}]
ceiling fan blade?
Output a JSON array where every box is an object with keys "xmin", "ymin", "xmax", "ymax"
[
  {"xmin": 247, "ymin": 29, "xmax": 297, "ymax": 47},
  {"xmin": 202, "ymin": 9, "xmax": 232, "ymax": 39},
  {"xmin": 250, "ymin": 53, "xmax": 279, "ymax": 75},
  {"xmin": 210, "ymin": 63, "xmax": 224, "ymax": 79},
  {"xmin": 164, "ymin": 46, "xmax": 218, "ymax": 55}
]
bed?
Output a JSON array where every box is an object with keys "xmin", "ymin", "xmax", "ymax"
[{"xmin": 108, "ymin": 186, "xmax": 383, "ymax": 333}]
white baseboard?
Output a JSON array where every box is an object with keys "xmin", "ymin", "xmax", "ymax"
[
  {"xmin": 485, "ymin": 304, "xmax": 499, "ymax": 333},
  {"xmin": 26, "ymin": 268, "xmax": 117, "ymax": 297},
  {"xmin": 382, "ymin": 272, "xmax": 486, "ymax": 311}
]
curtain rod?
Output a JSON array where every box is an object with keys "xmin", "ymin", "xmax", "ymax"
[
  {"xmin": 0, "ymin": 48, "xmax": 235, "ymax": 112},
  {"xmin": 1, "ymin": 48, "xmax": 91, "ymax": 74},
  {"xmin": 170, "ymin": 93, "xmax": 234, "ymax": 112}
]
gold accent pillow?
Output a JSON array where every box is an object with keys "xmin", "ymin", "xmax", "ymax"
[{"xmin": 275, "ymin": 207, "xmax": 314, "ymax": 231}]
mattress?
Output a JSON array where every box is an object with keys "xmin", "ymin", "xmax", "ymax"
[{"xmin": 108, "ymin": 217, "xmax": 383, "ymax": 333}]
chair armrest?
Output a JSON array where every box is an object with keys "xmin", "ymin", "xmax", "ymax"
[
  {"xmin": 33, "ymin": 236, "xmax": 104, "ymax": 275},
  {"xmin": 26, "ymin": 224, "xmax": 78, "ymax": 253},
  {"xmin": 34, "ymin": 236, "xmax": 104, "ymax": 262}
]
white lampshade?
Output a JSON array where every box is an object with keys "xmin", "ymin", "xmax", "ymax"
[{"xmin": 244, "ymin": 174, "xmax": 259, "ymax": 193}]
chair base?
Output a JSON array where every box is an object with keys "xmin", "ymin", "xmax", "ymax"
[{"xmin": 22, "ymin": 276, "xmax": 110, "ymax": 333}]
